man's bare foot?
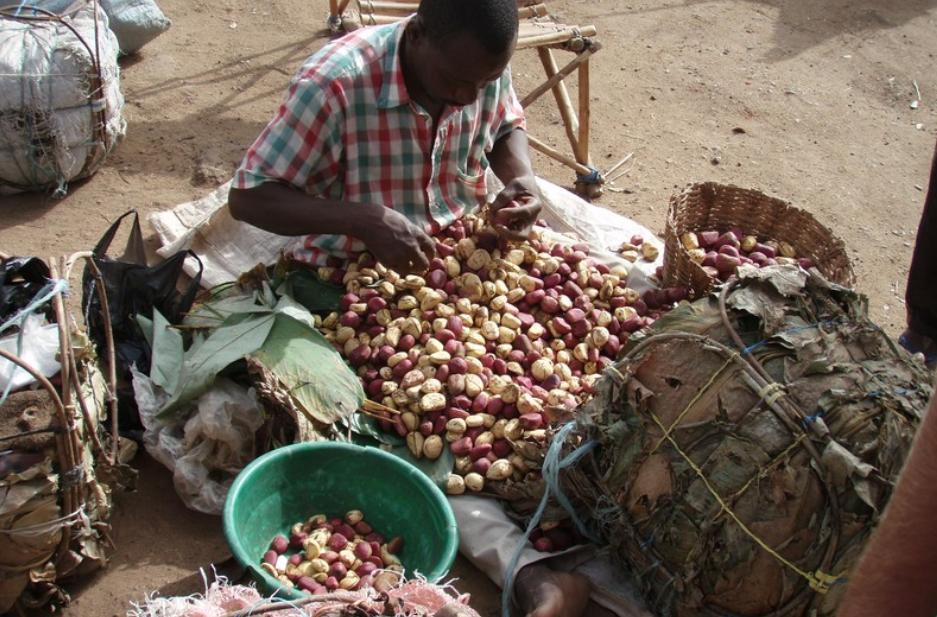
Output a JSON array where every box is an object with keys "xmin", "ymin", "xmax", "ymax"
[
  {"xmin": 515, "ymin": 563, "xmax": 591, "ymax": 617},
  {"xmin": 899, "ymin": 329, "xmax": 937, "ymax": 366}
]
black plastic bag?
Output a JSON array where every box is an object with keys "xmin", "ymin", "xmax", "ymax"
[
  {"xmin": 82, "ymin": 211, "xmax": 203, "ymax": 437},
  {"xmin": 1, "ymin": 256, "xmax": 52, "ymax": 324}
]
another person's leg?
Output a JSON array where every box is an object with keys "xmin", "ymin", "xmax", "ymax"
[{"xmin": 902, "ymin": 139, "xmax": 937, "ymax": 364}]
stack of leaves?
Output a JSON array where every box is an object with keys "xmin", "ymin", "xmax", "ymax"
[{"xmin": 561, "ymin": 265, "xmax": 931, "ymax": 617}]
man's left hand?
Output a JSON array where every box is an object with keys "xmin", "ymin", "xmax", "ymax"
[{"xmin": 489, "ymin": 176, "xmax": 542, "ymax": 241}]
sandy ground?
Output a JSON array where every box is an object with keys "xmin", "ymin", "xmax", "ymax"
[{"xmin": 1, "ymin": 0, "xmax": 936, "ymax": 615}]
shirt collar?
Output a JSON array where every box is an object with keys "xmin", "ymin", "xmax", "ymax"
[{"xmin": 377, "ymin": 17, "xmax": 413, "ymax": 109}]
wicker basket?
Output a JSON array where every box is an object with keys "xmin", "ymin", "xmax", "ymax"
[{"xmin": 663, "ymin": 182, "xmax": 855, "ymax": 297}]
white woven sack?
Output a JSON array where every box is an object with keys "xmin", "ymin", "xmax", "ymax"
[{"xmin": 0, "ymin": 2, "xmax": 125, "ymax": 195}]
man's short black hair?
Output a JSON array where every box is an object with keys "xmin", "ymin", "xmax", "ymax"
[{"xmin": 417, "ymin": 0, "xmax": 518, "ymax": 55}]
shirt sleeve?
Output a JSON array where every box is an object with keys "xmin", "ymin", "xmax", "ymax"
[
  {"xmin": 233, "ymin": 73, "xmax": 345, "ymax": 194},
  {"xmin": 494, "ymin": 65, "xmax": 527, "ymax": 142}
]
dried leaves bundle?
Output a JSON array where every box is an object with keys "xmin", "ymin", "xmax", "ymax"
[{"xmin": 565, "ymin": 266, "xmax": 931, "ymax": 616}]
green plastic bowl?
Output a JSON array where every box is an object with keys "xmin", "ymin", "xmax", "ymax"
[{"xmin": 223, "ymin": 442, "xmax": 458, "ymax": 599}]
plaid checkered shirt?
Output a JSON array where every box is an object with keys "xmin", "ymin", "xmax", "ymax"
[{"xmin": 233, "ymin": 18, "xmax": 526, "ymax": 266}]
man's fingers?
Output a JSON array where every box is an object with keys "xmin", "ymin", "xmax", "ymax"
[
  {"xmin": 494, "ymin": 202, "xmax": 540, "ymax": 228},
  {"xmin": 416, "ymin": 230, "xmax": 437, "ymax": 261}
]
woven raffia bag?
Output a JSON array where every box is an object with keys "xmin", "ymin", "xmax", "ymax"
[
  {"xmin": 562, "ymin": 266, "xmax": 930, "ymax": 617},
  {"xmin": 663, "ymin": 182, "xmax": 854, "ymax": 298}
]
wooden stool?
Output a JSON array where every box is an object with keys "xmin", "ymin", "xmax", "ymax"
[{"xmin": 328, "ymin": 0, "xmax": 604, "ymax": 198}]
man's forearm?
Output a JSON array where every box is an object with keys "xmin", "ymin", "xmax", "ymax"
[
  {"xmin": 228, "ymin": 182, "xmax": 382, "ymax": 237},
  {"xmin": 489, "ymin": 128, "xmax": 535, "ymax": 185},
  {"xmin": 836, "ymin": 395, "xmax": 937, "ymax": 617}
]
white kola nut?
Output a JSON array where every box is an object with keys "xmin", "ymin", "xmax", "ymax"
[
  {"xmin": 421, "ymin": 290, "xmax": 443, "ymax": 311},
  {"xmin": 488, "ymin": 375, "xmax": 508, "ymax": 394},
  {"xmin": 370, "ymin": 333, "xmax": 386, "ymax": 348},
  {"xmin": 405, "ymin": 385, "xmax": 422, "ymax": 401},
  {"xmin": 495, "ymin": 343, "xmax": 513, "ymax": 358},
  {"xmin": 466, "ymin": 414, "xmax": 486, "ymax": 428},
  {"xmin": 416, "ymin": 355, "xmax": 432, "ymax": 368},
  {"xmin": 492, "ymin": 418, "xmax": 508, "ymax": 439},
  {"xmin": 482, "ymin": 281, "xmax": 497, "ymax": 301},
  {"xmin": 423, "ymin": 435, "xmax": 444, "ymax": 459},
  {"xmin": 385, "ymin": 326, "xmax": 402, "ymax": 347},
  {"xmin": 322, "ymin": 312, "xmax": 339, "ymax": 329},
  {"xmin": 475, "ymin": 430, "xmax": 495, "ymax": 446},
  {"xmin": 506, "ymin": 249, "xmax": 525, "ymax": 265},
  {"xmin": 420, "ymin": 392, "xmax": 447, "ymax": 412},
  {"xmin": 494, "ymin": 279, "xmax": 510, "ymax": 296},
  {"xmin": 555, "ymin": 349, "xmax": 571, "ymax": 365},
  {"xmin": 401, "ymin": 412, "xmax": 419, "ymax": 432},
  {"xmin": 397, "ymin": 295, "xmax": 418, "ymax": 311},
  {"xmin": 448, "ymin": 374, "xmax": 466, "ymax": 394},
  {"xmin": 614, "ymin": 306, "xmax": 638, "ymax": 322},
  {"xmin": 343, "ymin": 338, "xmax": 360, "ymax": 356},
  {"xmin": 446, "ymin": 474, "xmax": 466, "ymax": 495},
  {"xmin": 558, "ymin": 295, "xmax": 573, "ymax": 312},
  {"xmin": 454, "ymin": 455, "xmax": 473, "ymax": 473},
  {"xmin": 531, "ymin": 358, "xmax": 554, "ymax": 381},
  {"xmin": 504, "ymin": 418, "xmax": 523, "ymax": 440},
  {"xmin": 528, "ymin": 323, "xmax": 546, "ymax": 340},
  {"xmin": 518, "ymin": 392, "xmax": 543, "ymax": 414},
  {"xmin": 425, "ymin": 338, "xmax": 444, "ymax": 354},
  {"xmin": 465, "ymin": 356, "xmax": 484, "ymax": 374},
  {"xmin": 507, "ymin": 288, "xmax": 526, "ymax": 303},
  {"xmin": 599, "ymin": 280, "xmax": 615, "ymax": 300},
  {"xmin": 481, "ymin": 321, "xmax": 500, "ymax": 341},
  {"xmin": 540, "ymin": 257, "xmax": 560, "ymax": 275},
  {"xmin": 445, "ymin": 255, "xmax": 461, "ymax": 278},
  {"xmin": 456, "ymin": 297, "xmax": 473, "ymax": 314},
  {"xmin": 456, "ymin": 238, "xmax": 476, "ymax": 260},
  {"xmin": 555, "ymin": 362, "xmax": 573, "ymax": 381},
  {"xmin": 501, "ymin": 383, "xmax": 520, "ymax": 404},
  {"xmin": 436, "ymin": 303, "xmax": 455, "ymax": 318},
  {"xmin": 430, "ymin": 351, "xmax": 452, "ymax": 365},
  {"xmin": 432, "ymin": 317, "xmax": 448, "ymax": 333},
  {"xmin": 392, "ymin": 389, "xmax": 410, "ymax": 407},
  {"xmin": 403, "ymin": 274, "xmax": 426, "ymax": 290},
  {"xmin": 464, "ymin": 472, "xmax": 485, "ymax": 492},
  {"xmin": 590, "ymin": 326, "xmax": 610, "ymax": 349},
  {"xmin": 490, "ymin": 295, "xmax": 508, "ymax": 311},
  {"xmin": 519, "ymin": 275, "xmax": 539, "ymax": 293},
  {"xmin": 500, "ymin": 312, "xmax": 522, "ymax": 330},
  {"xmin": 596, "ymin": 310, "xmax": 613, "ymax": 327},
  {"xmin": 447, "ymin": 418, "xmax": 467, "ymax": 434},
  {"xmin": 407, "ymin": 431, "xmax": 425, "ymax": 458},
  {"xmin": 421, "ymin": 378, "xmax": 442, "ymax": 394},
  {"xmin": 335, "ymin": 327, "xmax": 356, "ymax": 344},
  {"xmin": 381, "ymin": 381, "xmax": 398, "ymax": 395},
  {"xmin": 467, "ymin": 248, "xmax": 492, "ymax": 271},
  {"xmin": 381, "ymin": 396, "xmax": 396, "ymax": 410},
  {"xmin": 303, "ymin": 537, "xmax": 322, "ymax": 560},
  {"xmin": 465, "ymin": 374, "xmax": 484, "ymax": 397},
  {"xmin": 622, "ymin": 287, "xmax": 641, "ymax": 303},
  {"xmin": 401, "ymin": 369, "xmax": 425, "ymax": 388},
  {"xmin": 506, "ymin": 361, "xmax": 524, "ymax": 375},
  {"xmin": 486, "ymin": 458, "xmax": 513, "ymax": 481},
  {"xmin": 497, "ymin": 326, "xmax": 516, "ymax": 344}
]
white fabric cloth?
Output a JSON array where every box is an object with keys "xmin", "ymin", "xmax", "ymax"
[
  {"xmin": 149, "ymin": 177, "xmax": 664, "ymax": 290},
  {"xmin": 449, "ymin": 496, "xmax": 651, "ymax": 617}
]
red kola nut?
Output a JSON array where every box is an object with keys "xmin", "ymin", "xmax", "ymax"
[
  {"xmin": 540, "ymin": 296, "xmax": 560, "ymax": 314},
  {"xmin": 487, "ymin": 397, "xmax": 504, "ymax": 415},
  {"xmin": 386, "ymin": 536, "xmax": 405, "ymax": 553},
  {"xmin": 340, "ymin": 311, "xmax": 361, "ymax": 328},
  {"xmin": 354, "ymin": 542, "xmax": 373, "ymax": 560},
  {"xmin": 348, "ymin": 345, "xmax": 371, "ymax": 367},
  {"xmin": 533, "ymin": 537, "xmax": 555, "ymax": 552},
  {"xmin": 329, "ymin": 533, "xmax": 349, "ymax": 551},
  {"xmin": 263, "ymin": 550, "xmax": 277, "ymax": 566},
  {"xmin": 290, "ymin": 531, "xmax": 307, "ymax": 549},
  {"xmin": 543, "ymin": 273, "xmax": 562, "ymax": 288},
  {"xmin": 492, "ymin": 439, "xmax": 512, "ymax": 458},
  {"xmin": 329, "ymin": 561, "xmax": 348, "ymax": 579},
  {"xmin": 472, "ymin": 392, "xmax": 490, "ymax": 413},
  {"xmin": 435, "ymin": 242, "xmax": 454, "ymax": 257},
  {"xmin": 427, "ymin": 270, "xmax": 447, "ymax": 289},
  {"xmin": 366, "ymin": 379, "xmax": 384, "ymax": 398},
  {"xmin": 520, "ymin": 413, "xmax": 544, "ymax": 430},
  {"xmin": 340, "ymin": 293, "xmax": 360, "ymax": 311},
  {"xmin": 557, "ymin": 262, "xmax": 572, "ymax": 276},
  {"xmin": 563, "ymin": 281, "xmax": 584, "ymax": 298},
  {"xmin": 449, "ymin": 357, "xmax": 468, "ymax": 375},
  {"xmin": 325, "ymin": 576, "xmax": 340, "ymax": 591},
  {"xmin": 366, "ymin": 296, "xmax": 388, "ymax": 313},
  {"xmin": 398, "ymin": 334, "xmax": 416, "ymax": 351},
  {"xmin": 433, "ymin": 415, "xmax": 448, "ymax": 434},
  {"xmin": 355, "ymin": 521, "xmax": 373, "ymax": 535},
  {"xmin": 436, "ymin": 328, "xmax": 456, "ymax": 344},
  {"xmin": 321, "ymin": 550, "xmax": 339, "ymax": 563},
  {"xmin": 470, "ymin": 443, "xmax": 492, "ymax": 461},
  {"xmin": 392, "ymin": 359, "xmax": 414, "ymax": 379},
  {"xmin": 492, "ymin": 358, "xmax": 508, "ymax": 375},
  {"xmin": 358, "ymin": 287, "xmax": 378, "ymax": 301},
  {"xmin": 444, "ymin": 339, "xmax": 463, "ymax": 356},
  {"xmin": 525, "ymin": 289, "xmax": 546, "ymax": 305},
  {"xmin": 336, "ymin": 523, "xmax": 356, "ymax": 541},
  {"xmin": 501, "ymin": 404, "xmax": 518, "ymax": 419},
  {"xmin": 270, "ymin": 535, "xmax": 289, "ymax": 554},
  {"xmin": 356, "ymin": 562, "xmax": 378, "ymax": 577},
  {"xmin": 365, "ymin": 532, "xmax": 385, "ymax": 545},
  {"xmin": 420, "ymin": 421, "xmax": 434, "ymax": 437},
  {"xmin": 472, "ymin": 457, "xmax": 492, "ymax": 475},
  {"xmin": 369, "ymin": 541, "xmax": 382, "ymax": 556},
  {"xmin": 518, "ymin": 313, "xmax": 535, "ymax": 329},
  {"xmin": 466, "ymin": 426, "xmax": 483, "ymax": 441},
  {"xmin": 541, "ymin": 374, "xmax": 561, "ymax": 390},
  {"xmin": 289, "ymin": 553, "xmax": 303, "ymax": 566},
  {"xmin": 448, "ymin": 407, "xmax": 470, "ymax": 420},
  {"xmin": 451, "ymin": 436, "xmax": 473, "ymax": 456}
]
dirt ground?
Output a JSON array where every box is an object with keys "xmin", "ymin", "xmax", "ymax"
[{"xmin": 1, "ymin": 0, "xmax": 936, "ymax": 615}]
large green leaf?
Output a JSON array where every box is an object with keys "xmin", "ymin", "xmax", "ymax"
[
  {"xmin": 277, "ymin": 269, "xmax": 343, "ymax": 314},
  {"xmin": 183, "ymin": 292, "xmax": 272, "ymax": 328},
  {"xmin": 148, "ymin": 309, "xmax": 184, "ymax": 394},
  {"xmin": 158, "ymin": 312, "xmax": 276, "ymax": 417},
  {"xmin": 250, "ymin": 313, "xmax": 363, "ymax": 425}
]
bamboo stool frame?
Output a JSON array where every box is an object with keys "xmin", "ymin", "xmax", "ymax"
[{"xmin": 327, "ymin": 0, "xmax": 604, "ymax": 197}]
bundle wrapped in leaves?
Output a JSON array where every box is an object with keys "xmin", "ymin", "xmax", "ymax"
[{"xmin": 562, "ymin": 265, "xmax": 931, "ymax": 617}]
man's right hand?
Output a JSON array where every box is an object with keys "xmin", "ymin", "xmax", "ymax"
[{"xmin": 360, "ymin": 206, "xmax": 436, "ymax": 274}]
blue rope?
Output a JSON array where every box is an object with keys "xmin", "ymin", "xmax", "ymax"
[
  {"xmin": 500, "ymin": 422, "xmax": 598, "ymax": 617},
  {"xmin": 13, "ymin": 0, "xmax": 30, "ymax": 16},
  {"xmin": 576, "ymin": 168, "xmax": 602, "ymax": 184},
  {"xmin": 0, "ymin": 278, "xmax": 68, "ymax": 406},
  {"xmin": 742, "ymin": 319, "xmax": 839, "ymax": 355}
]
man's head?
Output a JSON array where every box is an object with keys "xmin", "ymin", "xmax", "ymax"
[{"xmin": 404, "ymin": 0, "xmax": 518, "ymax": 108}]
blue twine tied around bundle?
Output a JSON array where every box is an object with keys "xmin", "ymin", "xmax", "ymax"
[
  {"xmin": 576, "ymin": 168, "xmax": 603, "ymax": 185},
  {"xmin": 0, "ymin": 278, "xmax": 68, "ymax": 406},
  {"xmin": 500, "ymin": 422, "xmax": 598, "ymax": 617}
]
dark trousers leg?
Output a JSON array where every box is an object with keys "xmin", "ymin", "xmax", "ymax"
[{"xmin": 906, "ymin": 140, "xmax": 937, "ymax": 341}]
